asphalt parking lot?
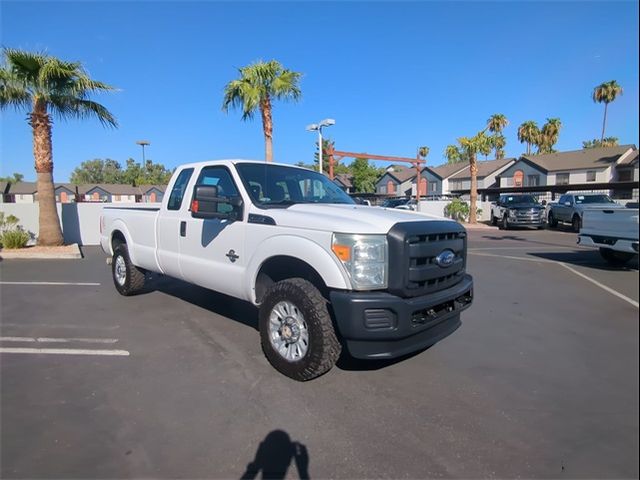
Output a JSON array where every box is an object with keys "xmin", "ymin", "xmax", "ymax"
[{"xmin": 1, "ymin": 227, "xmax": 638, "ymax": 479}]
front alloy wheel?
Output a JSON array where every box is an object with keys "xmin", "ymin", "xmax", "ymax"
[{"xmin": 268, "ymin": 300, "xmax": 310, "ymax": 362}]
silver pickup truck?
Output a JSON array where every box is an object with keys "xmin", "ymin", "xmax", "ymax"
[{"xmin": 548, "ymin": 193, "xmax": 625, "ymax": 232}]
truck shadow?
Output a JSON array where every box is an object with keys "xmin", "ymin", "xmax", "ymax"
[
  {"xmin": 336, "ymin": 348, "xmax": 429, "ymax": 371},
  {"xmin": 145, "ymin": 273, "xmax": 259, "ymax": 330},
  {"xmin": 528, "ymin": 250, "xmax": 639, "ymax": 271}
]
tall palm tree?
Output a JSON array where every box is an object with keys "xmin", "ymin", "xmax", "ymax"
[
  {"xmin": 458, "ymin": 133, "xmax": 486, "ymax": 224},
  {"xmin": 418, "ymin": 146, "xmax": 430, "ymax": 160},
  {"xmin": 222, "ymin": 60, "xmax": 302, "ymax": 162},
  {"xmin": 517, "ymin": 120, "xmax": 539, "ymax": 155},
  {"xmin": 538, "ymin": 118, "xmax": 562, "ymax": 153},
  {"xmin": 593, "ymin": 80, "xmax": 623, "ymax": 141},
  {"xmin": 0, "ymin": 48, "xmax": 117, "ymax": 246},
  {"xmin": 444, "ymin": 144, "xmax": 461, "ymax": 164},
  {"xmin": 485, "ymin": 114, "xmax": 508, "ymax": 159}
]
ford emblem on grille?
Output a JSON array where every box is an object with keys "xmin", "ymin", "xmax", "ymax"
[{"xmin": 435, "ymin": 249, "xmax": 455, "ymax": 268}]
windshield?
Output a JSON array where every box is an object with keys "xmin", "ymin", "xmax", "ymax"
[
  {"xmin": 502, "ymin": 195, "xmax": 539, "ymax": 205},
  {"xmin": 235, "ymin": 163, "xmax": 355, "ymax": 208},
  {"xmin": 381, "ymin": 198, "xmax": 408, "ymax": 208},
  {"xmin": 574, "ymin": 195, "xmax": 615, "ymax": 205}
]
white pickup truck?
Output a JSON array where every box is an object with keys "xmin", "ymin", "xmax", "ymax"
[
  {"xmin": 100, "ymin": 160, "xmax": 473, "ymax": 380},
  {"xmin": 578, "ymin": 206, "xmax": 639, "ymax": 267}
]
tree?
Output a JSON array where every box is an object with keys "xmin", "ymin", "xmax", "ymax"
[
  {"xmin": 593, "ymin": 80, "xmax": 623, "ymax": 141},
  {"xmin": 486, "ymin": 114, "xmax": 508, "ymax": 159},
  {"xmin": 444, "ymin": 144, "xmax": 462, "ymax": 164},
  {"xmin": 222, "ymin": 60, "xmax": 302, "ymax": 162},
  {"xmin": 537, "ymin": 118, "xmax": 562, "ymax": 154},
  {"xmin": 0, "ymin": 173, "xmax": 24, "ymax": 183},
  {"xmin": 478, "ymin": 134, "xmax": 493, "ymax": 160},
  {"xmin": 418, "ymin": 146, "xmax": 430, "ymax": 160},
  {"xmin": 350, "ymin": 157, "xmax": 380, "ymax": 193},
  {"xmin": 70, "ymin": 158, "xmax": 172, "ymax": 185},
  {"xmin": 517, "ymin": 121, "xmax": 539, "ymax": 155},
  {"xmin": 0, "ymin": 48, "xmax": 117, "ymax": 245},
  {"xmin": 458, "ymin": 133, "xmax": 487, "ymax": 224},
  {"xmin": 583, "ymin": 137, "xmax": 619, "ymax": 149}
]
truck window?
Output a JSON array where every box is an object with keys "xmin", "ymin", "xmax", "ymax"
[
  {"xmin": 167, "ymin": 168, "xmax": 194, "ymax": 210},
  {"xmin": 194, "ymin": 166, "xmax": 240, "ymax": 214}
]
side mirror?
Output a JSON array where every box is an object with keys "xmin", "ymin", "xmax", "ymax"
[
  {"xmin": 541, "ymin": 200, "xmax": 547, "ymax": 206},
  {"xmin": 190, "ymin": 185, "xmax": 242, "ymax": 220}
]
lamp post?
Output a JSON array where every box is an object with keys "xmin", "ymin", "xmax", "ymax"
[
  {"xmin": 136, "ymin": 140, "xmax": 150, "ymax": 163},
  {"xmin": 306, "ymin": 119, "xmax": 335, "ymax": 174}
]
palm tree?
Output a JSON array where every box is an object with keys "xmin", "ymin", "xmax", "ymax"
[
  {"xmin": 418, "ymin": 146, "xmax": 430, "ymax": 160},
  {"xmin": 0, "ymin": 48, "xmax": 117, "ymax": 246},
  {"xmin": 484, "ymin": 114, "xmax": 508, "ymax": 159},
  {"xmin": 593, "ymin": 80, "xmax": 623, "ymax": 141},
  {"xmin": 517, "ymin": 121, "xmax": 539, "ymax": 155},
  {"xmin": 458, "ymin": 133, "xmax": 486, "ymax": 224},
  {"xmin": 222, "ymin": 60, "xmax": 302, "ymax": 162},
  {"xmin": 538, "ymin": 118, "xmax": 562, "ymax": 153},
  {"xmin": 444, "ymin": 144, "xmax": 461, "ymax": 164}
]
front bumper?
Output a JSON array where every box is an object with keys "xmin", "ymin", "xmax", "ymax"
[
  {"xmin": 330, "ymin": 275, "xmax": 473, "ymax": 359},
  {"xmin": 507, "ymin": 217, "xmax": 545, "ymax": 226}
]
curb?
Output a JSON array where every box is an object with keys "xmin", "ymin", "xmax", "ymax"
[{"xmin": 0, "ymin": 243, "xmax": 83, "ymax": 260}]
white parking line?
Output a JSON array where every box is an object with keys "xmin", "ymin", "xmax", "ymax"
[
  {"xmin": 0, "ymin": 281, "xmax": 100, "ymax": 286},
  {"xmin": 0, "ymin": 336, "xmax": 119, "ymax": 344},
  {"xmin": 0, "ymin": 348, "xmax": 129, "ymax": 356},
  {"xmin": 469, "ymin": 251, "xmax": 639, "ymax": 309},
  {"xmin": 558, "ymin": 263, "xmax": 639, "ymax": 309}
]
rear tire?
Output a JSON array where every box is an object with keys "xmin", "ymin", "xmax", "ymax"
[
  {"xmin": 548, "ymin": 212, "xmax": 558, "ymax": 228},
  {"xmin": 259, "ymin": 278, "xmax": 341, "ymax": 381},
  {"xmin": 112, "ymin": 244, "xmax": 146, "ymax": 296},
  {"xmin": 599, "ymin": 248, "xmax": 635, "ymax": 267},
  {"xmin": 491, "ymin": 214, "xmax": 497, "ymax": 226}
]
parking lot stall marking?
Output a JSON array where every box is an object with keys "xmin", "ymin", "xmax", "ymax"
[
  {"xmin": 0, "ymin": 281, "xmax": 101, "ymax": 286},
  {"xmin": 469, "ymin": 251, "xmax": 639, "ymax": 309},
  {"xmin": 0, "ymin": 336, "xmax": 119, "ymax": 344},
  {"xmin": 0, "ymin": 348, "xmax": 130, "ymax": 356}
]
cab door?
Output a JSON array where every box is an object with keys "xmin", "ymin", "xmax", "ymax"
[
  {"xmin": 178, "ymin": 165, "xmax": 246, "ymax": 298},
  {"xmin": 156, "ymin": 167, "xmax": 194, "ymax": 279}
]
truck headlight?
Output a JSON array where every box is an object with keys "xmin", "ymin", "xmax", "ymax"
[
  {"xmin": 332, "ymin": 233, "xmax": 388, "ymax": 290},
  {"xmin": 508, "ymin": 209, "xmax": 517, "ymax": 218}
]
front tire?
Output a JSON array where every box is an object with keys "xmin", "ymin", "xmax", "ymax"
[
  {"xmin": 572, "ymin": 215, "xmax": 582, "ymax": 232},
  {"xmin": 599, "ymin": 248, "xmax": 635, "ymax": 267},
  {"xmin": 548, "ymin": 212, "xmax": 558, "ymax": 228},
  {"xmin": 112, "ymin": 244, "xmax": 146, "ymax": 296},
  {"xmin": 491, "ymin": 214, "xmax": 497, "ymax": 226},
  {"xmin": 259, "ymin": 278, "xmax": 341, "ymax": 381},
  {"xmin": 501, "ymin": 214, "xmax": 510, "ymax": 230}
]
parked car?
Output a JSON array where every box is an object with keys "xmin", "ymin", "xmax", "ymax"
[
  {"xmin": 490, "ymin": 194, "xmax": 546, "ymax": 230},
  {"xmin": 395, "ymin": 199, "xmax": 417, "ymax": 211},
  {"xmin": 101, "ymin": 161, "xmax": 473, "ymax": 381},
  {"xmin": 351, "ymin": 196, "xmax": 372, "ymax": 206},
  {"xmin": 380, "ymin": 197, "xmax": 411, "ymax": 209},
  {"xmin": 548, "ymin": 193, "xmax": 624, "ymax": 232},
  {"xmin": 578, "ymin": 207, "xmax": 639, "ymax": 266}
]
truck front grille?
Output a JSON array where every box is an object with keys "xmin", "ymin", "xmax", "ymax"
[{"xmin": 387, "ymin": 221, "xmax": 467, "ymax": 298}]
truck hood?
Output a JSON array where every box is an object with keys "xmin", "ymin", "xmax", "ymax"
[
  {"xmin": 256, "ymin": 204, "xmax": 452, "ymax": 234},
  {"xmin": 577, "ymin": 203, "xmax": 626, "ymax": 209}
]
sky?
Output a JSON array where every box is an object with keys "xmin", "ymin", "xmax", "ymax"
[{"xmin": 1, "ymin": 1, "xmax": 639, "ymax": 182}]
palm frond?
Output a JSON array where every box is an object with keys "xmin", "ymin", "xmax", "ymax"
[{"xmin": 0, "ymin": 66, "xmax": 32, "ymax": 110}]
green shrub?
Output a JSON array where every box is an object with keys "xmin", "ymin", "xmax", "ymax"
[
  {"xmin": 444, "ymin": 198, "xmax": 482, "ymax": 222},
  {"xmin": 0, "ymin": 213, "xmax": 33, "ymax": 249},
  {"xmin": 0, "ymin": 228, "xmax": 30, "ymax": 249}
]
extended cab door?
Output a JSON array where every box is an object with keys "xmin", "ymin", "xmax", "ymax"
[
  {"xmin": 157, "ymin": 167, "xmax": 195, "ymax": 279},
  {"xmin": 556, "ymin": 195, "xmax": 572, "ymax": 221},
  {"xmin": 179, "ymin": 165, "xmax": 246, "ymax": 298}
]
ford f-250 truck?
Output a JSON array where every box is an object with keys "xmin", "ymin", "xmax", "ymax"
[
  {"xmin": 100, "ymin": 161, "xmax": 473, "ymax": 381},
  {"xmin": 578, "ymin": 207, "xmax": 639, "ymax": 267},
  {"xmin": 547, "ymin": 193, "xmax": 625, "ymax": 232}
]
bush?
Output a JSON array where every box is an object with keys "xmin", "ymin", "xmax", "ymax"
[
  {"xmin": 444, "ymin": 198, "xmax": 482, "ymax": 222},
  {"xmin": 0, "ymin": 212, "xmax": 33, "ymax": 249},
  {"xmin": 0, "ymin": 229, "xmax": 30, "ymax": 249}
]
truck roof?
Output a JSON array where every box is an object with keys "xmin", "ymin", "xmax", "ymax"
[{"xmin": 175, "ymin": 159, "xmax": 313, "ymax": 171}]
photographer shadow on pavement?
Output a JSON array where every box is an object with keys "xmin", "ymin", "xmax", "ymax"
[{"xmin": 240, "ymin": 430, "xmax": 310, "ymax": 480}]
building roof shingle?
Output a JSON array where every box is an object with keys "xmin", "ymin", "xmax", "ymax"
[
  {"xmin": 78, "ymin": 184, "xmax": 142, "ymax": 195},
  {"xmin": 429, "ymin": 162, "xmax": 470, "ymax": 180},
  {"xmin": 333, "ymin": 174, "xmax": 353, "ymax": 188},
  {"xmin": 522, "ymin": 145, "xmax": 636, "ymax": 172},
  {"xmin": 7, "ymin": 182, "xmax": 38, "ymax": 194},
  {"xmin": 448, "ymin": 158, "xmax": 515, "ymax": 180}
]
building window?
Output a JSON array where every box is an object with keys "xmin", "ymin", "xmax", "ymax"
[
  {"xmin": 387, "ymin": 180, "xmax": 395, "ymax": 194},
  {"xmin": 586, "ymin": 171, "xmax": 596, "ymax": 182},
  {"xmin": 527, "ymin": 175, "xmax": 540, "ymax": 186},
  {"xmin": 114, "ymin": 195, "xmax": 121, "ymax": 201},
  {"xmin": 429, "ymin": 182, "xmax": 437, "ymax": 192},
  {"xmin": 618, "ymin": 170, "xmax": 633, "ymax": 182},
  {"xmin": 379, "ymin": 185, "xmax": 386, "ymax": 194},
  {"xmin": 556, "ymin": 173, "xmax": 570, "ymax": 185},
  {"xmin": 505, "ymin": 177, "xmax": 514, "ymax": 187}
]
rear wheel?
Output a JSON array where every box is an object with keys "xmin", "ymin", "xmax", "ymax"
[
  {"xmin": 548, "ymin": 211, "xmax": 558, "ymax": 228},
  {"xmin": 599, "ymin": 248, "xmax": 635, "ymax": 267},
  {"xmin": 112, "ymin": 244, "xmax": 146, "ymax": 296},
  {"xmin": 491, "ymin": 214, "xmax": 497, "ymax": 226},
  {"xmin": 259, "ymin": 278, "xmax": 341, "ymax": 381}
]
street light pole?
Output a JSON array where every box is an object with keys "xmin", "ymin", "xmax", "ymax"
[
  {"xmin": 306, "ymin": 119, "xmax": 335, "ymax": 175},
  {"xmin": 136, "ymin": 140, "xmax": 150, "ymax": 164}
]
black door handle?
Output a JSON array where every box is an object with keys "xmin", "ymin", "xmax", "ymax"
[{"xmin": 180, "ymin": 221, "xmax": 186, "ymax": 237}]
